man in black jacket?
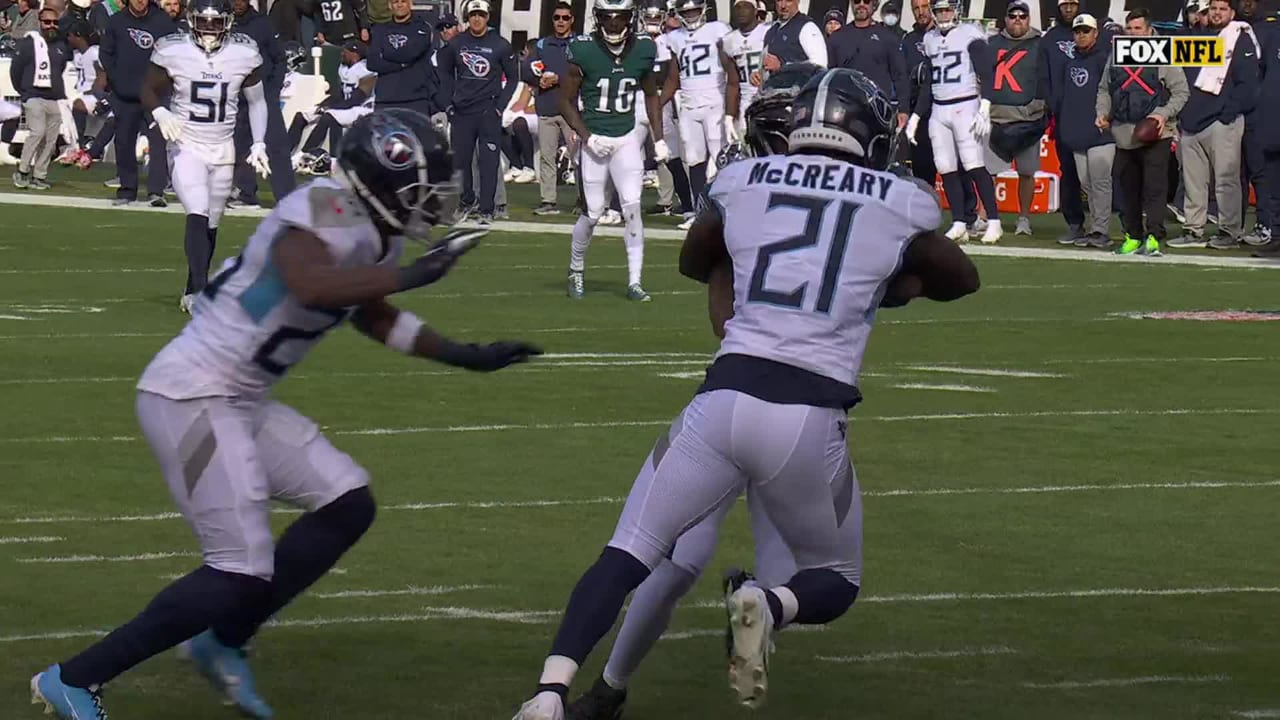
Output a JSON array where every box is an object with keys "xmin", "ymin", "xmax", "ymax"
[
  {"xmin": 763, "ymin": 0, "xmax": 827, "ymax": 67},
  {"xmin": 368, "ymin": 0, "xmax": 437, "ymax": 116},
  {"xmin": 59, "ymin": 0, "xmax": 109, "ymax": 37},
  {"xmin": 313, "ymin": 0, "xmax": 368, "ymax": 45},
  {"xmin": 1038, "ymin": 0, "xmax": 1088, "ymax": 241},
  {"xmin": 9, "ymin": 5, "xmax": 68, "ymax": 189},
  {"xmin": 436, "ymin": 0, "xmax": 516, "ymax": 225},
  {"xmin": 827, "ymin": 0, "xmax": 908, "ymax": 127},
  {"xmin": 228, "ymin": 0, "xmax": 294, "ymax": 206},
  {"xmin": 1251, "ymin": 10, "xmax": 1280, "ymax": 256},
  {"xmin": 100, "ymin": 0, "xmax": 175, "ymax": 205}
]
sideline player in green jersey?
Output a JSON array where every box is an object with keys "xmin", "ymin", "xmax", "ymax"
[{"xmin": 560, "ymin": 0, "xmax": 668, "ymax": 302}]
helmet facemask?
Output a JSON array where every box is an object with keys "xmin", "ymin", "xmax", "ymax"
[
  {"xmin": 677, "ymin": 1, "xmax": 706, "ymax": 29},
  {"xmin": 595, "ymin": 8, "xmax": 634, "ymax": 48},
  {"xmin": 190, "ymin": 6, "xmax": 232, "ymax": 53}
]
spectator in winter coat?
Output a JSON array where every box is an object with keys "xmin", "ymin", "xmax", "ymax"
[
  {"xmin": 1039, "ymin": 0, "xmax": 1088, "ymax": 241},
  {"xmin": 1169, "ymin": 0, "xmax": 1259, "ymax": 248},
  {"xmin": 1096, "ymin": 8, "xmax": 1189, "ymax": 255},
  {"xmin": 1059, "ymin": 13, "xmax": 1114, "ymax": 248},
  {"xmin": 987, "ymin": 0, "xmax": 1045, "ymax": 235}
]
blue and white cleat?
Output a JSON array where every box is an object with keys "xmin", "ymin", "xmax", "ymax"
[
  {"xmin": 180, "ymin": 630, "xmax": 273, "ymax": 719},
  {"xmin": 30, "ymin": 664, "xmax": 107, "ymax": 719}
]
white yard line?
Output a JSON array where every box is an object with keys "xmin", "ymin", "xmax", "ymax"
[
  {"xmin": 312, "ymin": 584, "xmax": 496, "ymax": 599},
  {"xmin": 1021, "ymin": 674, "xmax": 1229, "ymax": 689},
  {"xmin": 856, "ymin": 586, "xmax": 1280, "ymax": 603},
  {"xmin": 16, "ymin": 551, "xmax": 198, "ymax": 563},
  {"xmin": 0, "ymin": 535, "xmax": 62, "ymax": 544},
  {"xmin": 5, "ymin": 407, "xmax": 1277, "ymax": 445},
  {"xmin": 891, "ymin": 383, "xmax": 997, "ymax": 393},
  {"xmin": 4, "ymin": 479, "xmax": 1278, "ymax": 527},
  {"xmin": 904, "ymin": 366, "xmax": 1066, "ymax": 378},
  {"xmin": 2, "ymin": 192, "xmax": 1278, "ymax": 268},
  {"xmin": 817, "ymin": 646, "xmax": 1018, "ymax": 663},
  {"xmin": 1235, "ymin": 711, "xmax": 1280, "ymax": 718},
  {"xmin": 660, "ymin": 625, "xmax": 827, "ymax": 642}
]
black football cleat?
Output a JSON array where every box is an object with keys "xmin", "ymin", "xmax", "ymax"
[{"xmin": 566, "ymin": 676, "xmax": 627, "ymax": 720}]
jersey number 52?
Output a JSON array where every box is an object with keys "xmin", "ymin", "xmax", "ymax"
[
  {"xmin": 930, "ymin": 51, "xmax": 963, "ymax": 85},
  {"xmin": 747, "ymin": 193, "xmax": 861, "ymax": 314}
]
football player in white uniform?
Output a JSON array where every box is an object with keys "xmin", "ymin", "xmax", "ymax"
[
  {"xmin": 61, "ymin": 20, "xmax": 110, "ymax": 169},
  {"xmin": 141, "ymin": 0, "xmax": 273, "ymax": 314},
  {"xmin": 513, "ymin": 69, "xmax": 979, "ymax": 720},
  {"xmin": 662, "ymin": 0, "xmax": 739, "ymax": 228},
  {"xmin": 560, "ymin": 62, "xmax": 823, "ymax": 720},
  {"xmin": 721, "ymin": 0, "xmax": 770, "ymax": 130},
  {"xmin": 905, "ymin": 0, "xmax": 1003, "ymax": 243},
  {"xmin": 30, "ymin": 109, "xmax": 541, "ymax": 720}
]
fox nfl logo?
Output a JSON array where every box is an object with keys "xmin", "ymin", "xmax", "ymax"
[{"xmin": 1113, "ymin": 36, "xmax": 1226, "ymax": 67}]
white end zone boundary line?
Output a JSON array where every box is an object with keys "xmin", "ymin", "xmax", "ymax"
[{"xmin": 1, "ymin": 192, "xmax": 1277, "ymax": 270}]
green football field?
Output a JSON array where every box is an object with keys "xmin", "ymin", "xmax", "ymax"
[{"xmin": 0, "ymin": 194, "xmax": 1278, "ymax": 720}]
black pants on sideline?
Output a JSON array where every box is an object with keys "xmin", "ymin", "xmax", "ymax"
[
  {"xmin": 1262, "ymin": 148, "xmax": 1280, "ymax": 234},
  {"xmin": 450, "ymin": 107, "xmax": 501, "ymax": 214},
  {"xmin": 1054, "ymin": 133, "xmax": 1086, "ymax": 227},
  {"xmin": 1115, "ymin": 138, "xmax": 1172, "ymax": 240},
  {"xmin": 1242, "ymin": 119, "xmax": 1267, "ymax": 228},
  {"xmin": 233, "ymin": 88, "xmax": 296, "ymax": 203},
  {"xmin": 111, "ymin": 95, "xmax": 168, "ymax": 201}
]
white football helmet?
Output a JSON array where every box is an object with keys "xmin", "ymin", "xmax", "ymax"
[
  {"xmin": 672, "ymin": 0, "xmax": 707, "ymax": 29},
  {"xmin": 931, "ymin": 0, "xmax": 961, "ymax": 29}
]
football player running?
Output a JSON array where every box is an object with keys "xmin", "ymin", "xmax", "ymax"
[
  {"xmin": 142, "ymin": 0, "xmax": 273, "ymax": 314},
  {"xmin": 905, "ymin": 0, "xmax": 1003, "ymax": 243},
  {"xmin": 663, "ymin": 0, "xmax": 740, "ymax": 229},
  {"xmin": 562, "ymin": 62, "xmax": 823, "ymax": 720},
  {"xmin": 30, "ymin": 109, "xmax": 542, "ymax": 720},
  {"xmin": 721, "ymin": 0, "xmax": 770, "ymax": 133},
  {"xmin": 562, "ymin": 0, "xmax": 667, "ymax": 302},
  {"xmin": 512, "ymin": 68, "xmax": 978, "ymax": 720}
]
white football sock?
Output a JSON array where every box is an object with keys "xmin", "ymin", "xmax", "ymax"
[
  {"xmin": 621, "ymin": 202, "xmax": 644, "ymax": 286},
  {"xmin": 569, "ymin": 214, "xmax": 596, "ymax": 273}
]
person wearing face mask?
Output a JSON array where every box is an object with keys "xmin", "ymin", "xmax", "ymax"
[
  {"xmin": 881, "ymin": 0, "xmax": 904, "ymax": 39},
  {"xmin": 9, "ymin": 5, "xmax": 68, "ymax": 190}
]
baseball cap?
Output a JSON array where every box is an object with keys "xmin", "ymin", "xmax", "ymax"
[
  {"xmin": 342, "ymin": 40, "xmax": 366, "ymax": 55},
  {"xmin": 824, "ymin": 7, "xmax": 844, "ymax": 22},
  {"xmin": 1072, "ymin": 12, "xmax": 1097, "ymax": 29},
  {"xmin": 1007, "ymin": 0, "xmax": 1029, "ymax": 12},
  {"xmin": 435, "ymin": 13, "xmax": 459, "ymax": 29},
  {"xmin": 1057, "ymin": 0, "xmax": 1077, "ymax": 5}
]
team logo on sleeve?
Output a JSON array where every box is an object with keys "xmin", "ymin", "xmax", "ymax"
[
  {"xmin": 1069, "ymin": 66, "xmax": 1089, "ymax": 86},
  {"xmin": 128, "ymin": 28, "xmax": 155, "ymax": 49},
  {"xmin": 531, "ymin": 59, "xmax": 546, "ymax": 76},
  {"xmin": 389, "ymin": 33, "xmax": 408, "ymax": 48},
  {"xmin": 1057, "ymin": 40, "xmax": 1076, "ymax": 58},
  {"xmin": 461, "ymin": 51, "xmax": 491, "ymax": 76}
]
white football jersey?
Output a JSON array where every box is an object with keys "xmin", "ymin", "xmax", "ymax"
[
  {"xmin": 151, "ymin": 32, "xmax": 263, "ymax": 159},
  {"xmin": 73, "ymin": 45, "xmax": 101, "ymax": 94},
  {"xmin": 708, "ymin": 155, "xmax": 941, "ymax": 386},
  {"xmin": 137, "ymin": 179, "xmax": 401, "ymax": 401},
  {"xmin": 722, "ymin": 23, "xmax": 769, "ymax": 114},
  {"xmin": 339, "ymin": 59, "xmax": 375, "ymax": 104},
  {"xmin": 667, "ymin": 21, "xmax": 731, "ymax": 106},
  {"xmin": 923, "ymin": 23, "xmax": 985, "ymax": 102}
]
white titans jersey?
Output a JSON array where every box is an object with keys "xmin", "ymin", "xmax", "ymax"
[
  {"xmin": 137, "ymin": 179, "xmax": 401, "ymax": 401},
  {"xmin": 152, "ymin": 32, "xmax": 263, "ymax": 161},
  {"xmin": 280, "ymin": 70, "xmax": 301, "ymax": 101},
  {"xmin": 339, "ymin": 59, "xmax": 375, "ymax": 104},
  {"xmin": 722, "ymin": 23, "xmax": 769, "ymax": 113},
  {"xmin": 708, "ymin": 154, "xmax": 941, "ymax": 387},
  {"xmin": 667, "ymin": 21, "xmax": 731, "ymax": 106},
  {"xmin": 636, "ymin": 34, "xmax": 671, "ymax": 126},
  {"xmin": 73, "ymin": 45, "xmax": 100, "ymax": 94},
  {"xmin": 923, "ymin": 23, "xmax": 985, "ymax": 102}
]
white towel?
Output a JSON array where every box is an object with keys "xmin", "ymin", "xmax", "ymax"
[
  {"xmin": 30, "ymin": 34, "xmax": 52, "ymax": 89},
  {"xmin": 1194, "ymin": 21, "xmax": 1259, "ymax": 96}
]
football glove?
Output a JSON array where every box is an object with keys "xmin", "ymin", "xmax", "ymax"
[
  {"xmin": 150, "ymin": 106, "xmax": 184, "ymax": 143},
  {"xmin": 92, "ymin": 96, "xmax": 112, "ymax": 117},
  {"xmin": 248, "ymin": 142, "xmax": 271, "ymax": 177},
  {"xmin": 653, "ymin": 139, "xmax": 670, "ymax": 163},
  {"xmin": 905, "ymin": 113, "xmax": 921, "ymax": 146},
  {"xmin": 395, "ymin": 227, "xmax": 486, "ymax": 293},
  {"xmin": 970, "ymin": 99, "xmax": 991, "ymax": 139},
  {"xmin": 722, "ymin": 114, "xmax": 740, "ymax": 144},
  {"xmin": 437, "ymin": 340, "xmax": 544, "ymax": 372},
  {"xmin": 587, "ymin": 133, "xmax": 616, "ymax": 157}
]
